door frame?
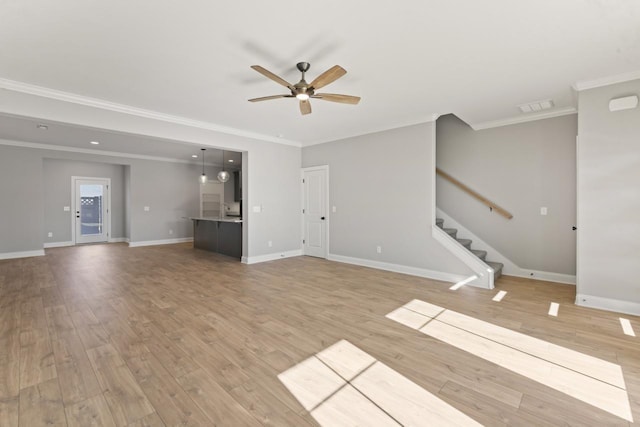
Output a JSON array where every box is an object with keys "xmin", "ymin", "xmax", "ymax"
[
  {"xmin": 71, "ymin": 176, "xmax": 112, "ymax": 245},
  {"xmin": 300, "ymin": 165, "xmax": 330, "ymax": 258}
]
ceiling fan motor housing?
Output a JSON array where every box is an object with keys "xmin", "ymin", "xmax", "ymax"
[{"xmin": 296, "ymin": 62, "xmax": 310, "ymax": 73}]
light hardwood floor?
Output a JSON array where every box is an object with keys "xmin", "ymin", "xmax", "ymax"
[{"xmin": 0, "ymin": 242, "xmax": 638, "ymax": 426}]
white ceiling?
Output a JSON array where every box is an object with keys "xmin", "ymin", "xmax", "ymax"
[
  {"xmin": 0, "ymin": 114, "xmax": 242, "ymax": 167},
  {"xmin": 1, "ymin": 0, "xmax": 639, "ymax": 148}
]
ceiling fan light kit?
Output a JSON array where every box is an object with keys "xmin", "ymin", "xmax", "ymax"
[
  {"xmin": 249, "ymin": 62, "xmax": 361, "ymax": 115},
  {"xmin": 200, "ymin": 148, "xmax": 207, "ymax": 184}
]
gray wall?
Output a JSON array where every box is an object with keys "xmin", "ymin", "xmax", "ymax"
[
  {"xmin": 577, "ymin": 78, "xmax": 640, "ymax": 308},
  {"xmin": 43, "ymin": 159, "xmax": 126, "ymax": 242},
  {"xmin": 124, "ymin": 165, "xmax": 131, "ymax": 238},
  {"xmin": 302, "ymin": 122, "xmax": 471, "ymax": 276},
  {"xmin": 0, "ymin": 144, "xmax": 206, "ymax": 252},
  {"xmin": 0, "ymin": 145, "xmax": 44, "ymax": 253},
  {"xmin": 128, "ymin": 159, "xmax": 202, "ymax": 242},
  {"xmin": 436, "ymin": 114, "xmax": 577, "ymax": 275}
]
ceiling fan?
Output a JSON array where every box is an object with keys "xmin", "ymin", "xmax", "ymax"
[{"xmin": 248, "ymin": 62, "xmax": 361, "ymax": 115}]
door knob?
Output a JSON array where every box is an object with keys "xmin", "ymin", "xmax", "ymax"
[{"xmin": 321, "ymin": 216, "xmax": 325, "ymax": 220}]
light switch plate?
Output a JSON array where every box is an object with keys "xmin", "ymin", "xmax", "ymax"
[
  {"xmin": 332, "ymin": 206, "xmax": 337, "ymax": 213},
  {"xmin": 63, "ymin": 206, "xmax": 70, "ymax": 212},
  {"xmin": 144, "ymin": 206, "xmax": 150, "ymax": 212},
  {"xmin": 540, "ymin": 207, "xmax": 547, "ymax": 215},
  {"xmin": 252, "ymin": 205, "xmax": 262, "ymax": 213}
]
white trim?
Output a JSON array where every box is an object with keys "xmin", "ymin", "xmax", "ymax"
[
  {"xmin": 128, "ymin": 237, "xmax": 193, "ymax": 247},
  {"xmin": 470, "ymin": 107, "xmax": 577, "ymax": 131},
  {"xmin": 0, "ymin": 77, "xmax": 300, "ymax": 147},
  {"xmin": 573, "ymin": 69, "xmax": 640, "ymax": 91},
  {"xmin": 327, "ymin": 253, "xmax": 466, "ymax": 284},
  {"xmin": 301, "ymin": 165, "xmax": 330, "ymax": 259},
  {"xmin": 43, "ymin": 241, "xmax": 73, "ymax": 248},
  {"xmin": 576, "ymin": 294, "xmax": 640, "ymax": 317},
  {"xmin": 430, "ymin": 121, "xmax": 437, "ymax": 224},
  {"xmin": 506, "ymin": 269, "xmax": 576, "ymax": 285},
  {"xmin": 432, "ymin": 225, "xmax": 493, "ymax": 289},
  {"xmin": 108, "ymin": 237, "xmax": 129, "ymax": 243},
  {"xmin": 241, "ymin": 249, "xmax": 302, "ymax": 264},
  {"xmin": 436, "ymin": 208, "xmax": 576, "ymax": 285},
  {"xmin": 0, "ymin": 138, "xmax": 223, "ymax": 166},
  {"xmin": 72, "ymin": 176, "xmax": 111, "ymax": 245},
  {"xmin": 44, "ymin": 239, "xmax": 127, "ymax": 248},
  {"xmin": 0, "ymin": 250, "xmax": 45, "ymax": 260}
]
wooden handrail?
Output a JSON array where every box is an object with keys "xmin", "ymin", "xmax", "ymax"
[{"xmin": 436, "ymin": 168, "xmax": 513, "ymax": 219}]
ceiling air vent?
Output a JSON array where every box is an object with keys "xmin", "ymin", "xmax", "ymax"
[{"xmin": 518, "ymin": 99, "xmax": 554, "ymax": 113}]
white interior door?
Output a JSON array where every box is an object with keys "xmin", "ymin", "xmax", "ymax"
[
  {"xmin": 303, "ymin": 166, "xmax": 328, "ymax": 258},
  {"xmin": 74, "ymin": 178, "xmax": 110, "ymax": 244}
]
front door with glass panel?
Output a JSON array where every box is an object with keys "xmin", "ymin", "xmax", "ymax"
[{"xmin": 74, "ymin": 178, "xmax": 110, "ymax": 244}]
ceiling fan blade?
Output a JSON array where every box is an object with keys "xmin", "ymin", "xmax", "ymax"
[
  {"xmin": 309, "ymin": 65, "xmax": 346, "ymax": 90},
  {"xmin": 248, "ymin": 94, "xmax": 292, "ymax": 102},
  {"xmin": 312, "ymin": 93, "xmax": 361, "ymax": 105},
  {"xmin": 251, "ymin": 65, "xmax": 294, "ymax": 89},
  {"xmin": 299, "ymin": 99, "xmax": 312, "ymax": 115}
]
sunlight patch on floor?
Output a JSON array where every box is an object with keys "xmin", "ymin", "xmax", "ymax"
[
  {"xmin": 387, "ymin": 299, "xmax": 633, "ymax": 422},
  {"xmin": 620, "ymin": 318, "xmax": 636, "ymax": 337},
  {"xmin": 492, "ymin": 290, "xmax": 507, "ymax": 302},
  {"xmin": 278, "ymin": 339, "xmax": 481, "ymax": 426}
]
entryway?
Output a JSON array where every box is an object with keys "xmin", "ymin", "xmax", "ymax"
[{"xmin": 72, "ymin": 177, "xmax": 111, "ymax": 244}]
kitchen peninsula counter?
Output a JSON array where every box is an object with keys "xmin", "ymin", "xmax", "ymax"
[{"xmin": 190, "ymin": 217, "xmax": 242, "ymax": 259}]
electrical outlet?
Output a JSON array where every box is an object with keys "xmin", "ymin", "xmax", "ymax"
[
  {"xmin": 268, "ymin": 240, "xmax": 273, "ymax": 247},
  {"xmin": 47, "ymin": 232, "xmax": 53, "ymax": 238},
  {"xmin": 376, "ymin": 246, "xmax": 382, "ymax": 254}
]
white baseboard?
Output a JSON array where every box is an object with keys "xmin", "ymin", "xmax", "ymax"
[
  {"xmin": 437, "ymin": 208, "xmax": 576, "ymax": 285},
  {"xmin": 242, "ymin": 250, "xmax": 302, "ymax": 264},
  {"xmin": 576, "ymin": 293, "xmax": 640, "ymax": 316},
  {"xmin": 43, "ymin": 241, "xmax": 73, "ymax": 248},
  {"xmin": 128, "ymin": 237, "xmax": 193, "ymax": 248},
  {"xmin": 327, "ymin": 253, "xmax": 466, "ymax": 284},
  {"xmin": 109, "ymin": 237, "xmax": 129, "ymax": 243},
  {"xmin": 505, "ymin": 270, "xmax": 576, "ymax": 285},
  {"xmin": 44, "ymin": 238, "xmax": 128, "ymax": 248},
  {"xmin": 0, "ymin": 249, "xmax": 45, "ymax": 260}
]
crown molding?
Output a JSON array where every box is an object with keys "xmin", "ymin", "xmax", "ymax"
[
  {"xmin": 0, "ymin": 77, "xmax": 301, "ymax": 147},
  {"xmin": 469, "ymin": 107, "xmax": 577, "ymax": 131},
  {"xmin": 0, "ymin": 137, "xmax": 226, "ymax": 166},
  {"xmin": 573, "ymin": 70, "xmax": 640, "ymax": 92}
]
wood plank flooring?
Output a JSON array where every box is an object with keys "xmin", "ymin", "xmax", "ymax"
[{"xmin": 0, "ymin": 242, "xmax": 638, "ymax": 426}]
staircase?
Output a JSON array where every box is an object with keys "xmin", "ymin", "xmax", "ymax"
[{"xmin": 436, "ymin": 217, "xmax": 503, "ymax": 279}]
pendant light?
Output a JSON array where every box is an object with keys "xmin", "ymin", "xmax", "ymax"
[
  {"xmin": 199, "ymin": 148, "xmax": 207, "ymax": 183},
  {"xmin": 217, "ymin": 150, "xmax": 230, "ymax": 183}
]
